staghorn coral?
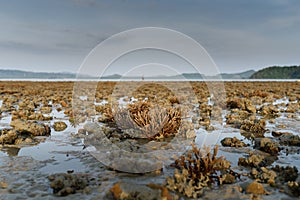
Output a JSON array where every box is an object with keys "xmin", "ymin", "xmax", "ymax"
[
  {"xmin": 104, "ymin": 100, "xmax": 186, "ymax": 140},
  {"xmin": 166, "ymin": 144, "xmax": 237, "ymax": 198}
]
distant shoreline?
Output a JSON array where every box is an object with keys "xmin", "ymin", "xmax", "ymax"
[
  {"xmin": 1, "ymin": 66, "xmax": 299, "ymax": 79},
  {"xmin": 0, "ymin": 79, "xmax": 298, "ymax": 82}
]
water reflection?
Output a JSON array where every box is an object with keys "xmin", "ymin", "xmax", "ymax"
[{"xmin": 0, "ymin": 146, "xmax": 20, "ymax": 156}]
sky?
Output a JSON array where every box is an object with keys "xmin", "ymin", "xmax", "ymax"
[{"xmin": 1, "ymin": 0, "xmax": 300, "ymax": 76}]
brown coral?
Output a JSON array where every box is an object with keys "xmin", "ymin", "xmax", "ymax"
[
  {"xmin": 221, "ymin": 137, "xmax": 247, "ymax": 147},
  {"xmin": 167, "ymin": 144, "xmax": 237, "ymax": 198},
  {"xmin": 288, "ymin": 181, "xmax": 300, "ymax": 197},
  {"xmin": 106, "ymin": 100, "xmax": 185, "ymax": 140},
  {"xmin": 240, "ymin": 119, "xmax": 266, "ymax": 136}
]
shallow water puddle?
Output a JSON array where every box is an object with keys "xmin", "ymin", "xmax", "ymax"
[
  {"xmin": 275, "ymin": 153, "xmax": 300, "ymax": 167},
  {"xmin": 0, "ymin": 113, "xmax": 12, "ymax": 128}
]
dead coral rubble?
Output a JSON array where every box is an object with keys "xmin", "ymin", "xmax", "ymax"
[
  {"xmin": 109, "ymin": 182, "xmax": 175, "ymax": 200},
  {"xmin": 226, "ymin": 98, "xmax": 256, "ymax": 114},
  {"xmin": 254, "ymin": 138, "xmax": 280, "ymax": 156},
  {"xmin": 271, "ymin": 165, "xmax": 298, "ymax": 183},
  {"xmin": 246, "ymin": 181, "xmax": 269, "ymax": 195},
  {"xmin": 238, "ymin": 152, "xmax": 276, "ymax": 168},
  {"xmin": 48, "ymin": 173, "xmax": 90, "ymax": 196},
  {"xmin": 53, "ymin": 121, "xmax": 67, "ymax": 132},
  {"xmin": 240, "ymin": 119, "xmax": 266, "ymax": 135},
  {"xmin": 250, "ymin": 167, "xmax": 277, "ymax": 186},
  {"xmin": 10, "ymin": 119, "xmax": 51, "ymax": 137},
  {"xmin": 287, "ymin": 181, "xmax": 300, "ymax": 197},
  {"xmin": 0, "ymin": 119, "xmax": 50, "ymax": 145},
  {"xmin": 0, "ymin": 129, "xmax": 18, "ymax": 144},
  {"xmin": 279, "ymin": 134, "xmax": 300, "ymax": 146},
  {"xmin": 221, "ymin": 137, "xmax": 247, "ymax": 147}
]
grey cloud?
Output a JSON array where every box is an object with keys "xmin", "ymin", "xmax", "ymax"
[
  {"xmin": 0, "ymin": 40, "xmax": 55, "ymax": 54},
  {"xmin": 1, "ymin": 0, "xmax": 300, "ymax": 73},
  {"xmin": 68, "ymin": 0, "xmax": 98, "ymax": 7}
]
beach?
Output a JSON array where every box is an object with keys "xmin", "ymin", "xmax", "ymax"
[{"xmin": 0, "ymin": 81, "xmax": 299, "ymax": 199}]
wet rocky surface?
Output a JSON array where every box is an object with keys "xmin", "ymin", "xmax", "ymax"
[{"xmin": 0, "ymin": 81, "xmax": 299, "ymax": 199}]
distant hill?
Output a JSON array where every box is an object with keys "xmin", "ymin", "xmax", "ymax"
[
  {"xmin": 99, "ymin": 74, "xmax": 122, "ymax": 79},
  {"xmin": 1, "ymin": 66, "xmax": 299, "ymax": 79},
  {"xmin": 250, "ymin": 66, "xmax": 300, "ymax": 79},
  {"xmin": 0, "ymin": 69, "xmax": 256, "ymax": 80},
  {"xmin": 219, "ymin": 70, "xmax": 256, "ymax": 79},
  {"xmin": 0, "ymin": 69, "xmax": 76, "ymax": 79},
  {"xmin": 178, "ymin": 70, "xmax": 255, "ymax": 79}
]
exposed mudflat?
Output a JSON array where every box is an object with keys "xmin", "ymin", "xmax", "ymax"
[{"xmin": 0, "ymin": 81, "xmax": 299, "ymax": 199}]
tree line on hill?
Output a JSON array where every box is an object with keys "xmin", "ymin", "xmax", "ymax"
[{"xmin": 250, "ymin": 65, "xmax": 300, "ymax": 79}]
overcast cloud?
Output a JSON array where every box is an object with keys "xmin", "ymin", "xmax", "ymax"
[{"xmin": 0, "ymin": 0, "xmax": 300, "ymax": 75}]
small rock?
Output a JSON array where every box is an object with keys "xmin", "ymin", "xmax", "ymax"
[
  {"xmin": 83, "ymin": 186, "xmax": 92, "ymax": 194},
  {"xmin": 269, "ymin": 119, "xmax": 275, "ymax": 124},
  {"xmin": 40, "ymin": 106, "xmax": 52, "ymax": 114},
  {"xmin": 61, "ymin": 100, "xmax": 68, "ymax": 107},
  {"xmin": 238, "ymin": 152, "xmax": 274, "ymax": 168},
  {"xmin": 0, "ymin": 129, "xmax": 18, "ymax": 144},
  {"xmin": 10, "ymin": 119, "xmax": 51, "ymax": 136},
  {"xmin": 48, "ymin": 173, "xmax": 89, "ymax": 196},
  {"xmin": 279, "ymin": 134, "xmax": 300, "ymax": 146},
  {"xmin": 245, "ymin": 102, "xmax": 256, "ymax": 113},
  {"xmin": 260, "ymin": 105, "xmax": 279, "ymax": 117},
  {"xmin": 287, "ymin": 181, "xmax": 300, "ymax": 197},
  {"xmin": 53, "ymin": 121, "xmax": 67, "ymax": 132},
  {"xmin": 286, "ymin": 104, "xmax": 297, "ymax": 113},
  {"xmin": 110, "ymin": 183, "xmax": 123, "ymax": 199},
  {"xmin": 221, "ymin": 137, "xmax": 247, "ymax": 147},
  {"xmin": 83, "ymin": 122, "xmax": 101, "ymax": 133},
  {"xmin": 0, "ymin": 181, "xmax": 8, "ymax": 189},
  {"xmin": 276, "ymin": 124, "xmax": 286, "ymax": 129},
  {"xmin": 240, "ymin": 119, "xmax": 266, "ymax": 135},
  {"xmin": 185, "ymin": 129, "xmax": 196, "ymax": 139},
  {"xmin": 227, "ymin": 98, "xmax": 243, "ymax": 109},
  {"xmin": 109, "ymin": 182, "xmax": 166, "ymax": 200},
  {"xmin": 246, "ymin": 181, "xmax": 268, "ymax": 195},
  {"xmin": 272, "ymin": 165, "xmax": 298, "ymax": 182},
  {"xmin": 220, "ymin": 173, "xmax": 236, "ymax": 184},
  {"xmin": 14, "ymin": 138, "xmax": 24, "ymax": 145},
  {"xmin": 250, "ymin": 167, "xmax": 277, "ymax": 186},
  {"xmin": 271, "ymin": 131, "xmax": 291, "ymax": 137},
  {"xmin": 254, "ymin": 138, "xmax": 280, "ymax": 155},
  {"xmin": 24, "ymin": 137, "xmax": 34, "ymax": 143},
  {"xmin": 205, "ymin": 125, "xmax": 215, "ymax": 131}
]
